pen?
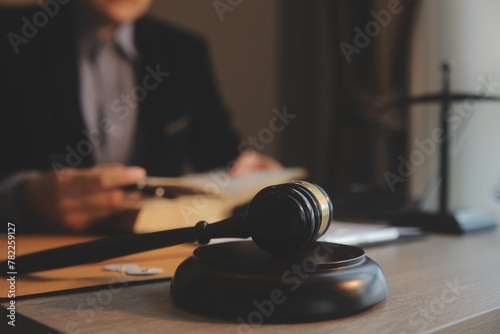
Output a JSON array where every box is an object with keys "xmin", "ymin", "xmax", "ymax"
[{"xmin": 120, "ymin": 182, "xmax": 177, "ymax": 198}]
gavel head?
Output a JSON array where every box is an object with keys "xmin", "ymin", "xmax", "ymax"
[{"xmin": 246, "ymin": 181, "xmax": 333, "ymax": 255}]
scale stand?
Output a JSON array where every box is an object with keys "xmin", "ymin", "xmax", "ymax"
[{"xmin": 381, "ymin": 62, "xmax": 499, "ymax": 233}]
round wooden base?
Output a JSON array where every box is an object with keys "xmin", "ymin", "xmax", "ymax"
[{"xmin": 170, "ymin": 241, "xmax": 388, "ymax": 323}]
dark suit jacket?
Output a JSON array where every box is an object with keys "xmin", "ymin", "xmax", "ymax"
[{"xmin": 0, "ymin": 4, "xmax": 240, "ymax": 181}]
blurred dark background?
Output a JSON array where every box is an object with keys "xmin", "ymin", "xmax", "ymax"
[
  {"xmin": 278, "ymin": 0, "xmax": 418, "ymax": 218},
  {"xmin": 3, "ymin": 0, "xmax": 500, "ymax": 221}
]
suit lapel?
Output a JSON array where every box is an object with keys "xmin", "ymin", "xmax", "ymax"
[
  {"xmin": 130, "ymin": 18, "xmax": 176, "ymax": 171},
  {"xmin": 134, "ymin": 18, "xmax": 175, "ymax": 122},
  {"xmin": 38, "ymin": 8, "xmax": 93, "ymax": 167}
]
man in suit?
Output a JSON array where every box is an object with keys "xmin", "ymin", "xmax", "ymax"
[{"xmin": 0, "ymin": 0, "xmax": 280, "ymax": 231}]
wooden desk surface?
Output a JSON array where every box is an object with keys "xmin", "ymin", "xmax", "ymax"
[{"xmin": 3, "ymin": 230, "xmax": 500, "ymax": 334}]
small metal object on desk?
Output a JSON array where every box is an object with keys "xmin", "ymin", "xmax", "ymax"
[
  {"xmin": 125, "ymin": 267, "xmax": 164, "ymax": 276},
  {"xmin": 103, "ymin": 263, "xmax": 141, "ymax": 272}
]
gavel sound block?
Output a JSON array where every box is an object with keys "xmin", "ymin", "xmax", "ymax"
[{"xmin": 171, "ymin": 241, "xmax": 388, "ymax": 322}]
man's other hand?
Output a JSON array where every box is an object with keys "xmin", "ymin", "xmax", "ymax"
[
  {"xmin": 22, "ymin": 164, "xmax": 146, "ymax": 232},
  {"xmin": 229, "ymin": 151, "xmax": 282, "ymax": 177}
]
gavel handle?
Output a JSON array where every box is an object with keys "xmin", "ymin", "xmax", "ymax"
[{"xmin": 2, "ymin": 216, "xmax": 249, "ymax": 275}]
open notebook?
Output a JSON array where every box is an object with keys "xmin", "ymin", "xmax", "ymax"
[{"xmin": 133, "ymin": 167, "xmax": 308, "ymax": 233}]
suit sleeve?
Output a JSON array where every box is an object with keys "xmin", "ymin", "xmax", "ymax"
[
  {"xmin": 0, "ymin": 9, "xmax": 38, "ymax": 225},
  {"xmin": 186, "ymin": 42, "xmax": 241, "ymax": 171}
]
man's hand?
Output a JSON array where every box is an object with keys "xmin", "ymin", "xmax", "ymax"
[
  {"xmin": 22, "ymin": 164, "xmax": 146, "ymax": 232},
  {"xmin": 229, "ymin": 151, "xmax": 282, "ymax": 176}
]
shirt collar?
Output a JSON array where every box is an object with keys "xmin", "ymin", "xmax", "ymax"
[
  {"xmin": 75, "ymin": 12, "xmax": 138, "ymax": 64},
  {"xmin": 112, "ymin": 24, "xmax": 139, "ymax": 63}
]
